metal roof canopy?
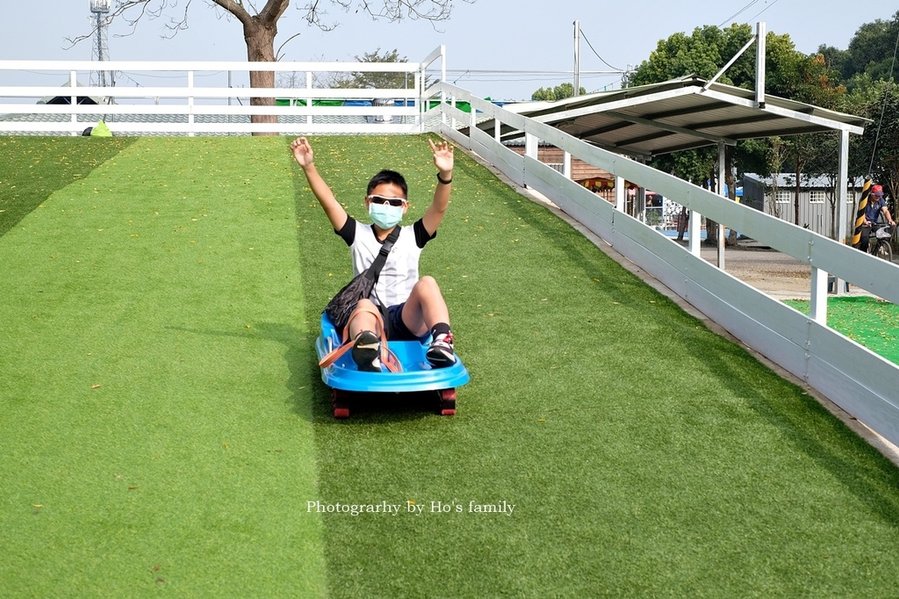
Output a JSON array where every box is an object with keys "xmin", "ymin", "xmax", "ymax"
[{"xmin": 487, "ymin": 76, "xmax": 869, "ymax": 159}]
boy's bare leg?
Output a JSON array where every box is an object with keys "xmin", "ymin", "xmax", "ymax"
[
  {"xmin": 348, "ymin": 299, "xmax": 382, "ymax": 372},
  {"xmin": 402, "ymin": 276, "xmax": 456, "ymax": 367},
  {"xmin": 400, "ymin": 276, "xmax": 450, "ymax": 337},
  {"xmin": 347, "ymin": 299, "xmax": 381, "ymax": 339}
]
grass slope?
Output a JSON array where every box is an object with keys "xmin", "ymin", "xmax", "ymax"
[
  {"xmin": 295, "ymin": 136, "xmax": 899, "ymax": 598},
  {"xmin": 1, "ymin": 135, "xmax": 897, "ymax": 597},
  {"xmin": 0, "ymin": 136, "xmax": 136, "ymax": 237},
  {"xmin": 0, "ymin": 137, "xmax": 326, "ymax": 596}
]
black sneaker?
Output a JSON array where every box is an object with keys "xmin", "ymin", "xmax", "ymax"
[
  {"xmin": 426, "ymin": 332, "xmax": 456, "ymax": 368},
  {"xmin": 352, "ymin": 330, "xmax": 381, "ymax": 372}
]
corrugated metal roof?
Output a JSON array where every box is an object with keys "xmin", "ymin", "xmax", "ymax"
[{"xmin": 484, "ymin": 76, "xmax": 869, "ymax": 158}]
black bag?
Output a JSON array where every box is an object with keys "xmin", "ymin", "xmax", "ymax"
[{"xmin": 324, "ymin": 227, "xmax": 400, "ymax": 333}]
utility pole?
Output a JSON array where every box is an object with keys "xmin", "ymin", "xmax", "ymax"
[
  {"xmin": 573, "ymin": 20, "xmax": 580, "ymax": 96},
  {"xmin": 90, "ymin": 0, "xmax": 114, "ymax": 90}
]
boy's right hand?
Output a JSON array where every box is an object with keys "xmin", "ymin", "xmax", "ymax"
[{"xmin": 291, "ymin": 137, "xmax": 314, "ymax": 168}]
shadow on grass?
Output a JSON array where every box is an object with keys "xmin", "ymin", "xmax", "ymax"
[
  {"xmin": 0, "ymin": 137, "xmax": 136, "ymax": 238},
  {"xmin": 257, "ymin": 322, "xmax": 442, "ymax": 425},
  {"xmin": 506, "ymin": 188, "xmax": 899, "ymax": 524},
  {"xmin": 703, "ymin": 340, "xmax": 899, "ymax": 522},
  {"xmin": 502, "ymin": 188, "xmax": 677, "ymax": 306}
]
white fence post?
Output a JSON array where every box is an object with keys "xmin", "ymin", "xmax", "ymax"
[
  {"xmin": 615, "ymin": 176, "xmax": 625, "ymax": 212},
  {"xmin": 69, "ymin": 70, "xmax": 77, "ymax": 136},
  {"xmin": 717, "ymin": 142, "xmax": 727, "ymax": 269},
  {"xmin": 187, "ymin": 70, "xmax": 195, "ymax": 137},
  {"xmin": 810, "ymin": 263, "xmax": 829, "ymax": 325},
  {"xmin": 306, "ymin": 71, "xmax": 313, "ymax": 126}
]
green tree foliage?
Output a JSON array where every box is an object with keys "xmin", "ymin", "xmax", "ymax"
[
  {"xmin": 331, "ymin": 48, "xmax": 413, "ymax": 89},
  {"xmin": 531, "ymin": 83, "xmax": 587, "ymax": 101},
  {"xmin": 850, "ymin": 81, "xmax": 899, "ymax": 202},
  {"xmin": 626, "ymin": 24, "xmax": 753, "ymax": 87},
  {"xmin": 840, "ymin": 12, "xmax": 899, "ymax": 87},
  {"xmin": 826, "ymin": 12, "xmax": 899, "ymax": 197}
]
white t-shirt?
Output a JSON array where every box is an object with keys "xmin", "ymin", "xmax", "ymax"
[{"xmin": 337, "ymin": 217, "xmax": 436, "ymax": 308}]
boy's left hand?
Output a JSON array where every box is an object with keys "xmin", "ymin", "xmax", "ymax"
[{"xmin": 429, "ymin": 139, "xmax": 454, "ymax": 174}]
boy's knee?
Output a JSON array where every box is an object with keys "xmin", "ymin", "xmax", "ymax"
[
  {"xmin": 417, "ymin": 275, "xmax": 440, "ymax": 292},
  {"xmin": 356, "ymin": 298, "xmax": 378, "ymax": 311}
]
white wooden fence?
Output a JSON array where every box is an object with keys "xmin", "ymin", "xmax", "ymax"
[
  {"xmin": 1, "ymin": 55, "xmax": 897, "ymax": 449},
  {"xmin": 0, "ymin": 47, "xmax": 446, "ymax": 135}
]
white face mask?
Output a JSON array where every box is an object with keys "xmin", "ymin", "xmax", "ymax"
[{"xmin": 369, "ymin": 202, "xmax": 404, "ymax": 229}]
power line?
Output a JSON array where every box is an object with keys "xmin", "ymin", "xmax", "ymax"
[
  {"xmin": 718, "ymin": 0, "xmax": 761, "ymax": 27},
  {"xmin": 578, "ymin": 28, "xmax": 625, "ymax": 72},
  {"xmin": 747, "ymin": 0, "xmax": 782, "ymax": 22}
]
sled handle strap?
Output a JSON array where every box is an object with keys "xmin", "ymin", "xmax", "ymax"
[{"xmin": 318, "ymin": 341, "xmax": 354, "ymax": 369}]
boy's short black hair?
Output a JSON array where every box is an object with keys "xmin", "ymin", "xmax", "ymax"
[{"xmin": 367, "ymin": 169, "xmax": 408, "ymax": 197}]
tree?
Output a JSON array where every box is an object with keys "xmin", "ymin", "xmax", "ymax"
[
  {"xmin": 842, "ymin": 12, "xmax": 899, "ymax": 87},
  {"xmin": 531, "ymin": 83, "xmax": 586, "ymax": 101},
  {"xmin": 72, "ymin": 1, "xmax": 471, "ymax": 133},
  {"xmin": 850, "ymin": 80, "xmax": 899, "ymax": 204},
  {"xmin": 766, "ymin": 137, "xmax": 787, "ymax": 220},
  {"xmin": 331, "ymin": 48, "xmax": 413, "ymax": 89}
]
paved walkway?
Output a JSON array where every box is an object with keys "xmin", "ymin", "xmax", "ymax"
[{"xmin": 696, "ymin": 240, "xmax": 895, "ymax": 300}]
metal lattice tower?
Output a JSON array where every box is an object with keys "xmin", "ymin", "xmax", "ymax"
[{"xmin": 90, "ymin": 0, "xmax": 114, "ymax": 88}]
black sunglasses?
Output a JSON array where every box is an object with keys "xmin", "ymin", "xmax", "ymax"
[{"xmin": 367, "ymin": 195, "xmax": 407, "ymax": 207}]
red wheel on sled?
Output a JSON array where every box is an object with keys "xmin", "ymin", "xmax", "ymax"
[
  {"xmin": 438, "ymin": 388, "xmax": 456, "ymax": 416},
  {"xmin": 331, "ymin": 389, "xmax": 351, "ymax": 419}
]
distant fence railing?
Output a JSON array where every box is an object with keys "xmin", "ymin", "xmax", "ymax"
[
  {"xmin": 0, "ymin": 47, "xmax": 448, "ymax": 135},
  {"xmin": 428, "ymin": 82, "xmax": 899, "ymax": 449}
]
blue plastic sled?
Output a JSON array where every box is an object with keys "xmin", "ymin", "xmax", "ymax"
[{"xmin": 315, "ymin": 313, "xmax": 470, "ymax": 418}]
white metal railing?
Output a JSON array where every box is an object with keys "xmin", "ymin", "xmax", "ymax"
[
  {"xmin": 428, "ymin": 81, "xmax": 899, "ymax": 449},
  {"xmin": 0, "ymin": 47, "xmax": 446, "ymax": 135}
]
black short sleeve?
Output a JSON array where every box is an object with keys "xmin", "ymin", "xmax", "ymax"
[
  {"xmin": 336, "ymin": 216, "xmax": 356, "ymax": 246},
  {"xmin": 413, "ymin": 218, "xmax": 436, "ymax": 248}
]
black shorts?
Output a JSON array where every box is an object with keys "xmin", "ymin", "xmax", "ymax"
[{"xmin": 385, "ymin": 303, "xmax": 421, "ymax": 341}]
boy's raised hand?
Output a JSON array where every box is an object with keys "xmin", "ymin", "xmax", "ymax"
[
  {"xmin": 429, "ymin": 138, "xmax": 454, "ymax": 173},
  {"xmin": 291, "ymin": 137, "xmax": 314, "ymax": 168}
]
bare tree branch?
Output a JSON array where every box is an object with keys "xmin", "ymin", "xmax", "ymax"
[
  {"xmin": 298, "ymin": 0, "xmax": 469, "ymax": 31},
  {"xmin": 258, "ymin": 0, "xmax": 291, "ymax": 25},
  {"xmin": 211, "ymin": 0, "xmax": 254, "ymax": 28}
]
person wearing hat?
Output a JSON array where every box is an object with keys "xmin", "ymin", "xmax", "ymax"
[{"xmin": 859, "ymin": 184, "xmax": 896, "ymax": 253}]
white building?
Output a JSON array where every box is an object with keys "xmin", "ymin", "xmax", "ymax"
[{"xmin": 741, "ymin": 173, "xmax": 866, "ymax": 240}]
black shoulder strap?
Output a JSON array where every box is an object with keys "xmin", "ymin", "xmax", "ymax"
[{"xmin": 364, "ymin": 227, "xmax": 401, "ymax": 282}]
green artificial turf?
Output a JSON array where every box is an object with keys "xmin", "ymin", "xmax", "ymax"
[
  {"xmin": 2, "ymin": 135, "xmax": 899, "ymax": 597},
  {"xmin": 0, "ymin": 137, "xmax": 327, "ymax": 596},
  {"xmin": 786, "ymin": 297, "xmax": 899, "ymax": 364},
  {"xmin": 0, "ymin": 136, "xmax": 136, "ymax": 237}
]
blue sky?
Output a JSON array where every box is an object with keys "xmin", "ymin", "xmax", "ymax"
[{"xmin": 4, "ymin": 0, "xmax": 897, "ymax": 100}]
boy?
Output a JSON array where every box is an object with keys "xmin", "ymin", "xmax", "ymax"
[{"xmin": 291, "ymin": 136, "xmax": 457, "ymax": 371}]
